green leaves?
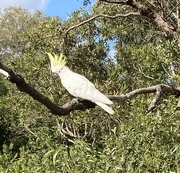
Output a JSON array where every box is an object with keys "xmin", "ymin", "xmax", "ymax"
[{"xmin": 0, "ymin": 2, "xmax": 180, "ymax": 172}]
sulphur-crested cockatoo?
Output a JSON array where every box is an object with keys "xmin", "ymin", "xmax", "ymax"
[{"xmin": 47, "ymin": 53, "xmax": 114, "ymax": 114}]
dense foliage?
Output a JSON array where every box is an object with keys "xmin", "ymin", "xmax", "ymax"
[{"xmin": 0, "ymin": 2, "xmax": 179, "ymax": 172}]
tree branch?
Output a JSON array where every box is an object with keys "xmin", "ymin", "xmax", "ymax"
[
  {"xmin": 148, "ymin": 85, "xmax": 162, "ymax": 111},
  {"xmin": 0, "ymin": 62, "xmax": 180, "ymax": 115},
  {"xmin": 64, "ymin": 12, "xmax": 140, "ymax": 37},
  {"xmin": 0, "ymin": 61, "xmax": 96, "ymax": 116},
  {"xmin": 99, "ymin": 0, "xmax": 129, "ymax": 5},
  {"xmin": 100, "ymin": 0, "xmax": 180, "ymax": 42},
  {"xmin": 108, "ymin": 84, "xmax": 178, "ymax": 100}
]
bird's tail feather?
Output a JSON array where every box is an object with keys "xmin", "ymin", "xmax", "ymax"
[{"xmin": 95, "ymin": 102, "xmax": 114, "ymax": 114}]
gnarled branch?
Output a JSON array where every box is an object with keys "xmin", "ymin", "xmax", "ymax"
[{"xmin": 0, "ymin": 62, "xmax": 179, "ymax": 115}]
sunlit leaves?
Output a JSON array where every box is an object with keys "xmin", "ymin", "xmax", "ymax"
[{"xmin": 0, "ymin": 2, "xmax": 180, "ymax": 172}]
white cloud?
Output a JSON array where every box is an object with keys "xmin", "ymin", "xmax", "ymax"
[{"xmin": 0, "ymin": 0, "xmax": 50, "ymax": 12}]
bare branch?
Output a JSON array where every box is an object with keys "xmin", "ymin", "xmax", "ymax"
[
  {"xmin": 57, "ymin": 121, "xmax": 79, "ymax": 138},
  {"xmin": 156, "ymin": 0, "xmax": 166, "ymax": 14},
  {"xmin": 64, "ymin": 12, "xmax": 140, "ymax": 36},
  {"xmin": 24, "ymin": 124, "xmax": 38, "ymax": 138},
  {"xmin": 135, "ymin": 65, "xmax": 154, "ymax": 80},
  {"xmin": 148, "ymin": 85, "xmax": 162, "ymax": 111},
  {"xmin": 57, "ymin": 120, "xmax": 80, "ymax": 144},
  {"xmin": 165, "ymin": 1, "xmax": 180, "ymax": 19},
  {"xmin": 99, "ymin": 0, "xmax": 129, "ymax": 5},
  {"xmin": 0, "ymin": 61, "xmax": 180, "ymax": 115},
  {"xmin": 146, "ymin": 0, "xmax": 156, "ymax": 8},
  {"xmin": 108, "ymin": 84, "xmax": 180, "ymax": 110}
]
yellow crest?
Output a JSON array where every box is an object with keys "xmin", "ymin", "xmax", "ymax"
[{"xmin": 47, "ymin": 52, "xmax": 66, "ymax": 67}]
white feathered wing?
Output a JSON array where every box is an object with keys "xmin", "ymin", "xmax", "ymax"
[{"xmin": 58, "ymin": 66, "xmax": 114, "ymax": 114}]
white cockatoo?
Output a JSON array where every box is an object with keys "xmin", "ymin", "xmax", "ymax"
[{"xmin": 47, "ymin": 53, "xmax": 114, "ymax": 114}]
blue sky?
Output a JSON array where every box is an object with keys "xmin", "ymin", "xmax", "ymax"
[
  {"xmin": 45, "ymin": 0, "xmax": 87, "ymax": 19},
  {"xmin": 0, "ymin": 0, "xmax": 89, "ymax": 20}
]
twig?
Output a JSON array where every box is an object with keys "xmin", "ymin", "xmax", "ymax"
[
  {"xmin": 156, "ymin": 0, "xmax": 166, "ymax": 15},
  {"xmin": 99, "ymin": 0, "xmax": 128, "ymax": 4},
  {"xmin": 24, "ymin": 124, "xmax": 38, "ymax": 137},
  {"xmin": 146, "ymin": 0, "xmax": 156, "ymax": 8},
  {"xmin": 57, "ymin": 120, "xmax": 77, "ymax": 143},
  {"xmin": 137, "ymin": 65, "xmax": 154, "ymax": 80},
  {"xmin": 161, "ymin": 63, "xmax": 171, "ymax": 77}
]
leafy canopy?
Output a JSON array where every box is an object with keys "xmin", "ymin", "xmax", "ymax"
[{"xmin": 0, "ymin": 3, "xmax": 179, "ymax": 172}]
